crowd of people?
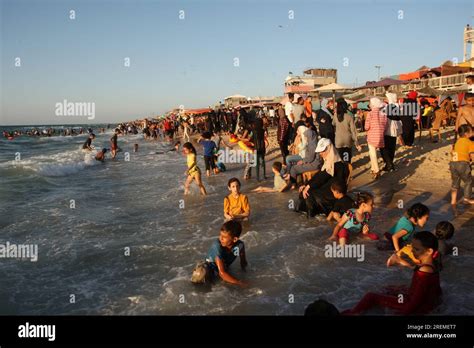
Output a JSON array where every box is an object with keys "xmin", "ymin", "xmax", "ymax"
[
  {"xmin": 183, "ymin": 89, "xmax": 473, "ymax": 315},
  {"xmin": 5, "ymin": 83, "xmax": 472, "ymax": 316}
]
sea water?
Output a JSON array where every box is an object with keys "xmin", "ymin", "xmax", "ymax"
[{"xmin": 0, "ymin": 125, "xmax": 473, "ymax": 315}]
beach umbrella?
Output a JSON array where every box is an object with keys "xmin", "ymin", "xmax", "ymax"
[
  {"xmin": 343, "ymin": 90, "xmax": 367, "ymax": 102},
  {"xmin": 314, "ymin": 83, "xmax": 353, "ymax": 117}
]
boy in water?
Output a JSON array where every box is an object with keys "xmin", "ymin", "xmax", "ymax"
[
  {"xmin": 205, "ymin": 220, "xmax": 248, "ymax": 287},
  {"xmin": 326, "ymin": 181, "xmax": 355, "ymax": 223},
  {"xmin": 110, "ymin": 129, "xmax": 119, "ymax": 159},
  {"xmin": 198, "ymin": 132, "xmax": 218, "ymax": 176},
  {"xmin": 82, "ymin": 133, "xmax": 95, "ymax": 151},
  {"xmin": 224, "ymin": 178, "xmax": 250, "ymax": 221},
  {"xmin": 95, "ymin": 148, "xmax": 107, "ymax": 162},
  {"xmin": 252, "ymin": 161, "xmax": 288, "ymax": 193}
]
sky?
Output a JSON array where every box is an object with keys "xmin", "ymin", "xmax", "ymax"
[{"xmin": 1, "ymin": 0, "xmax": 473, "ymax": 125}]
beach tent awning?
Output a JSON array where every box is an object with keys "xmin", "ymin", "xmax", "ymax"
[
  {"xmin": 354, "ymin": 78, "xmax": 411, "ymax": 89},
  {"xmin": 343, "ymin": 90, "xmax": 366, "ymax": 101},
  {"xmin": 313, "ymin": 83, "xmax": 352, "ymax": 92},
  {"xmin": 416, "ymin": 86, "xmax": 442, "ymax": 96},
  {"xmin": 439, "ymin": 85, "xmax": 469, "ymax": 95},
  {"xmin": 184, "ymin": 108, "xmax": 212, "ymax": 115}
]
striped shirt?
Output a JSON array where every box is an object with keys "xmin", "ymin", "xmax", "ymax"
[{"xmin": 365, "ymin": 110, "xmax": 388, "ymax": 148}]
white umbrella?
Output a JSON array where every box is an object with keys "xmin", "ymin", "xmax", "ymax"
[{"xmin": 313, "ymin": 83, "xmax": 353, "ymax": 116}]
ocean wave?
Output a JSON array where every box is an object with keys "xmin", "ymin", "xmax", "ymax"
[{"xmin": 0, "ymin": 150, "xmax": 100, "ymax": 177}]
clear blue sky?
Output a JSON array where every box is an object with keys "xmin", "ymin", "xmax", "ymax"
[{"xmin": 1, "ymin": 0, "xmax": 473, "ymax": 125}]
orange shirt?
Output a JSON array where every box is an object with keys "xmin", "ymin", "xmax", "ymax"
[
  {"xmin": 224, "ymin": 193, "xmax": 250, "ymax": 216},
  {"xmin": 304, "ymin": 100, "xmax": 312, "ymax": 117},
  {"xmin": 453, "ymin": 137, "xmax": 474, "ymax": 162}
]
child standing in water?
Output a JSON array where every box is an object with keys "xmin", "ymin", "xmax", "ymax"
[
  {"xmin": 329, "ymin": 192, "xmax": 377, "ymax": 245},
  {"xmin": 385, "ymin": 203, "xmax": 430, "ymax": 267},
  {"xmin": 343, "ymin": 231, "xmax": 442, "ymax": 315},
  {"xmin": 182, "ymin": 142, "xmax": 207, "ymax": 196},
  {"xmin": 224, "ymin": 178, "xmax": 250, "ymax": 221},
  {"xmin": 110, "ymin": 129, "xmax": 119, "ymax": 159},
  {"xmin": 198, "ymin": 132, "xmax": 218, "ymax": 176}
]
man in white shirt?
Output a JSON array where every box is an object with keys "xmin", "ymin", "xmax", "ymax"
[
  {"xmin": 292, "ymin": 94, "xmax": 305, "ymax": 124},
  {"xmin": 285, "ymin": 93, "xmax": 294, "ymax": 123}
]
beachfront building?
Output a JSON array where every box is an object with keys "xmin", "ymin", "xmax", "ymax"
[
  {"xmin": 356, "ymin": 25, "xmax": 474, "ymax": 97},
  {"xmin": 284, "ymin": 68, "xmax": 337, "ymax": 95},
  {"xmin": 224, "ymin": 94, "xmax": 248, "ymax": 108},
  {"xmin": 223, "ymin": 94, "xmax": 279, "ymax": 108}
]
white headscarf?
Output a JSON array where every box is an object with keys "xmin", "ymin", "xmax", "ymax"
[
  {"xmin": 370, "ymin": 97, "xmax": 384, "ymax": 110},
  {"xmin": 321, "ymin": 98, "xmax": 331, "ymax": 116},
  {"xmin": 386, "ymin": 92, "xmax": 398, "ymax": 105},
  {"xmin": 321, "ymin": 142, "xmax": 342, "ymax": 177}
]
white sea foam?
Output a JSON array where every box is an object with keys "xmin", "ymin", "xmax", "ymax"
[{"xmin": 0, "ymin": 150, "xmax": 100, "ymax": 177}]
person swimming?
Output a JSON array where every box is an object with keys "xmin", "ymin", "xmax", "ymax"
[{"xmin": 95, "ymin": 148, "xmax": 107, "ymax": 162}]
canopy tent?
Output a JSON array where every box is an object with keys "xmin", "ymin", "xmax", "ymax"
[
  {"xmin": 313, "ymin": 83, "xmax": 353, "ymax": 116},
  {"xmin": 416, "ymin": 86, "xmax": 442, "ymax": 96},
  {"xmin": 312, "ymin": 82, "xmax": 352, "ymax": 92},
  {"xmin": 343, "ymin": 90, "xmax": 367, "ymax": 102},
  {"xmin": 439, "ymin": 85, "xmax": 469, "ymax": 96},
  {"xmin": 355, "ymin": 78, "xmax": 409, "ymax": 89}
]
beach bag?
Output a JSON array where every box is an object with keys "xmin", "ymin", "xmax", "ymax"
[
  {"xmin": 386, "ymin": 119, "xmax": 402, "ymax": 137},
  {"xmin": 190, "ymin": 261, "xmax": 212, "ymax": 284}
]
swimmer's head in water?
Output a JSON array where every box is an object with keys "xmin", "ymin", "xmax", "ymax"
[
  {"xmin": 102, "ymin": 148, "xmax": 107, "ymax": 153},
  {"xmin": 407, "ymin": 203, "xmax": 430, "ymax": 227},
  {"xmin": 412, "ymin": 231, "xmax": 439, "ymax": 261},
  {"xmin": 435, "ymin": 221, "xmax": 454, "ymax": 241},
  {"xmin": 227, "ymin": 178, "xmax": 241, "ymax": 196},
  {"xmin": 304, "ymin": 299, "xmax": 340, "ymax": 316},
  {"xmin": 219, "ymin": 220, "xmax": 242, "ymax": 248}
]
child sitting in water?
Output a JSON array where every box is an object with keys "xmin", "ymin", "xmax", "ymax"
[
  {"xmin": 191, "ymin": 220, "xmax": 248, "ymax": 287},
  {"xmin": 224, "ymin": 178, "xmax": 250, "ymax": 221},
  {"xmin": 182, "ymin": 142, "xmax": 207, "ymax": 196},
  {"xmin": 343, "ymin": 231, "xmax": 442, "ymax": 315},
  {"xmin": 434, "ymin": 221, "xmax": 455, "ymax": 258},
  {"xmin": 252, "ymin": 161, "xmax": 289, "ymax": 193},
  {"xmin": 326, "ymin": 181, "xmax": 355, "ymax": 223},
  {"xmin": 329, "ymin": 192, "xmax": 378, "ymax": 245},
  {"xmin": 95, "ymin": 148, "xmax": 107, "ymax": 162},
  {"xmin": 385, "ymin": 203, "xmax": 430, "ymax": 267}
]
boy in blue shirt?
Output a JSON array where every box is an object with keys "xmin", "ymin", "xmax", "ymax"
[
  {"xmin": 191, "ymin": 220, "xmax": 248, "ymax": 287},
  {"xmin": 198, "ymin": 131, "xmax": 217, "ymax": 176}
]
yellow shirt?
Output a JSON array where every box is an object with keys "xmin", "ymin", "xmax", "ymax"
[
  {"xmin": 187, "ymin": 153, "xmax": 199, "ymax": 175},
  {"xmin": 224, "ymin": 193, "xmax": 250, "ymax": 216},
  {"xmin": 453, "ymin": 137, "xmax": 474, "ymax": 162}
]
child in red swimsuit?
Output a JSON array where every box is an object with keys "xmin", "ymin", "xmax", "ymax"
[{"xmin": 343, "ymin": 231, "xmax": 442, "ymax": 315}]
